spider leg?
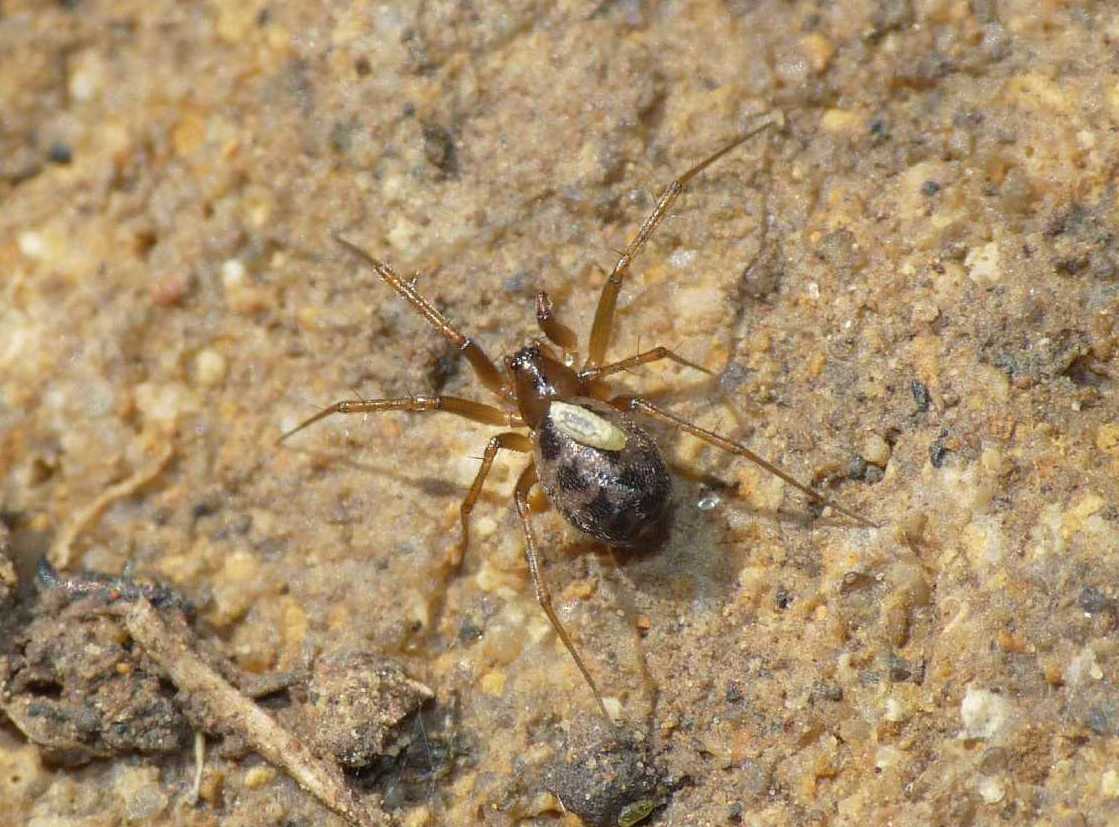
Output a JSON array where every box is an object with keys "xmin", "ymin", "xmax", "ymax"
[
  {"xmin": 583, "ymin": 118, "xmax": 776, "ymax": 369},
  {"xmin": 452, "ymin": 432, "xmax": 534, "ymax": 569},
  {"xmin": 535, "ymin": 291, "xmax": 579, "ymax": 352},
  {"xmin": 277, "ymin": 395, "xmax": 521, "ymax": 444},
  {"xmin": 578, "ymin": 345, "xmax": 713, "ymax": 384},
  {"xmin": 616, "ymin": 396, "xmax": 877, "ymax": 529},
  {"xmin": 513, "ymin": 462, "xmax": 612, "ymax": 721},
  {"xmin": 333, "ymin": 234, "xmax": 508, "ymax": 397}
]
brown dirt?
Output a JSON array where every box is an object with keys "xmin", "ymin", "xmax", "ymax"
[{"xmin": 2, "ymin": 1, "xmax": 1119, "ymax": 825}]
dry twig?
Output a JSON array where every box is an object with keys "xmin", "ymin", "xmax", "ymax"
[{"xmin": 124, "ymin": 598, "xmax": 394, "ymax": 827}]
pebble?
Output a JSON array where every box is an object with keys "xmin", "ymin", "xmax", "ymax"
[
  {"xmin": 114, "ymin": 765, "xmax": 168, "ymax": 822},
  {"xmin": 965, "ymin": 241, "xmax": 1001, "ymax": 284},
  {"xmin": 883, "ymin": 695, "xmax": 909, "ymax": 723},
  {"xmin": 243, "ymin": 766, "xmax": 276, "ymax": 789},
  {"xmin": 133, "ymin": 381, "xmax": 199, "ymax": 429},
  {"xmin": 862, "ymin": 433, "xmax": 891, "ymax": 467},
  {"xmin": 479, "ymin": 670, "xmax": 507, "ymax": 697},
  {"xmin": 1096, "ymin": 422, "xmax": 1119, "ymax": 455},
  {"xmin": 17, "ymin": 230, "xmax": 45, "ymax": 259},
  {"xmin": 1102, "ymin": 769, "xmax": 1119, "ymax": 798},
  {"xmin": 960, "ymin": 686, "xmax": 1015, "ymax": 741},
  {"xmin": 977, "ymin": 775, "xmax": 1005, "ymax": 804},
  {"xmin": 800, "ymin": 33, "xmax": 836, "ymax": 74},
  {"xmin": 820, "ymin": 109, "xmax": 864, "ymax": 135},
  {"xmin": 221, "ymin": 258, "xmax": 269, "ymax": 314},
  {"xmin": 0, "ymin": 737, "xmax": 45, "ymax": 803},
  {"xmin": 193, "ymin": 348, "xmax": 228, "ymax": 387},
  {"xmin": 68, "ymin": 51, "xmax": 106, "ymax": 101}
]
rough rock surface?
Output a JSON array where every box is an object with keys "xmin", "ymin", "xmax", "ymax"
[{"xmin": 2, "ymin": 1, "xmax": 1118, "ymax": 824}]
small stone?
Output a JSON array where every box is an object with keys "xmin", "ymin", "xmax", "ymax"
[
  {"xmin": 965, "ymin": 241, "xmax": 1001, "ymax": 284},
  {"xmin": 799, "ymin": 33, "xmax": 836, "ymax": 74},
  {"xmin": 243, "ymin": 765, "xmax": 276, "ymax": 789},
  {"xmin": 862, "ymin": 434, "xmax": 892, "ymax": 467},
  {"xmin": 221, "ymin": 258, "xmax": 246, "ymax": 287},
  {"xmin": 210, "ymin": 550, "xmax": 264, "ymax": 626},
  {"xmin": 116, "ymin": 765, "xmax": 168, "ymax": 822},
  {"xmin": 479, "ymin": 670, "xmax": 507, "ymax": 697},
  {"xmin": 403, "ymin": 805, "xmax": 433, "ymax": 827},
  {"xmin": 911, "ymin": 380, "xmax": 932, "ymax": 412},
  {"xmin": 1102, "ymin": 769, "xmax": 1119, "ymax": 798},
  {"xmin": 1065, "ymin": 647, "xmax": 1103, "ymax": 687},
  {"xmin": 68, "ymin": 51, "xmax": 106, "ymax": 101},
  {"xmin": 193, "ymin": 349, "xmax": 228, "ymax": 387},
  {"xmin": 668, "ymin": 248, "xmax": 697, "ymax": 269},
  {"xmin": 875, "ymin": 746, "xmax": 905, "ymax": 771},
  {"xmin": 47, "ymin": 142, "xmax": 73, "ymax": 165},
  {"xmin": 0, "ymin": 736, "xmax": 46, "ymax": 803},
  {"xmin": 910, "ymin": 299, "xmax": 940, "ymax": 324},
  {"xmin": 1078, "ymin": 586, "xmax": 1113, "ymax": 614},
  {"xmin": 133, "ymin": 381, "xmax": 199, "ymax": 429},
  {"xmin": 977, "ymin": 775, "xmax": 1005, "ymax": 804},
  {"xmin": 199, "ymin": 769, "xmax": 225, "ymax": 805},
  {"xmin": 960, "ymin": 686, "xmax": 1015, "ymax": 740},
  {"xmin": 545, "ymin": 724, "xmax": 663, "ymax": 827},
  {"xmin": 820, "ymin": 109, "xmax": 865, "ymax": 134},
  {"xmin": 1096, "ymin": 423, "xmax": 1119, "ymax": 455},
  {"xmin": 17, "ymin": 230, "xmax": 46, "ymax": 259},
  {"xmin": 0, "ymin": 523, "xmax": 15, "ymax": 609},
  {"xmin": 883, "ymin": 696, "xmax": 909, "ymax": 722},
  {"xmin": 221, "ymin": 258, "xmax": 269, "ymax": 314},
  {"xmin": 305, "ymin": 650, "xmax": 433, "ymax": 768}
]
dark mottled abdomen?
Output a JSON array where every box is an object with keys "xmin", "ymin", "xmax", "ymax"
[{"xmin": 534, "ymin": 398, "xmax": 671, "ymax": 546}]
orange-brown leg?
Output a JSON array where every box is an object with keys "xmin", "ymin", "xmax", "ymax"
[
  {"xmin": 578, "ymin": 345, "xmax": 712, "ymax": 384},
  {"xmin": 616, "ymin": 396, "xmax": 877, "ymax": 529},
  {"xmin": 535, "ymin": 291, "xmax": 579, "ymax": 352},
  {"xmin": 334, "ymin": 234, "xmax": 508, "ymax": 396},
  {"xmin": 277, "ymin": 395, "xmax": 521, "ymax": 444},
  {"xmin": 452, "ymin": 432, "xmax": 534, "ymax": 569},
  {"xmin": 513, "ymin": 463, "xmax": 612, "ymax": 721},
  {"xmin": 583, "ymin": 119, "xmax": 776, "ymax": 369}
]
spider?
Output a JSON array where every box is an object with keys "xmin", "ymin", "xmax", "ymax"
[{"xmin": 279, "ymin": 118, "xmax": 876, "ymax": 720}]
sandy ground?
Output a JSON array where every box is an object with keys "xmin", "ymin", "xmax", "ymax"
[{"xmin": 2, "ymin": 0, "xmax": 1119, "ymax": 825}]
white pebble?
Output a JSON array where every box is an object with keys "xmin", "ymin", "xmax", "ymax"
[
  {"xmin": 960, "ymin": 685, "xmax": 1015, "ymax": 740},
  {"xmin": 221, "ymin": 258, "xmax": 247, "ymax": 288},
  {"xmin": 193, "ymin": 349, "xmax": 228, "ymax": 387},
  {"xmin": 977, "ymin": 776, "xmax": 1005, "ymax": 804},
  {"xmin": 17, "ymin": 231, "xmax": 45, "ymax": 259},
  {"xmin": 965, "ymin": 241, "xmax": 1001, "ymax": 284},
  {"xmin": 669, "ymin": 249, "xmax": 697, "ymax": 269}
]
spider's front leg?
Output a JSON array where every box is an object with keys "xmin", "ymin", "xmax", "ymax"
[
  {"xmin": 583, "ymin": 118, "xmax": 777, "ymax": 369},
  {"xmin": 277, "ymin": 395, "xmax": 521, "ymax": 444}
]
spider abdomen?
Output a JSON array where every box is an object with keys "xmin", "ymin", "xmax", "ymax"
[{"xmin": 534, "ymin": 398, "xmax": 671, "ymax": 547}]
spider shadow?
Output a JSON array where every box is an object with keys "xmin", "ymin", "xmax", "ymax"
[
  {"xmin": 558, "ymin": 464, "xmax": 851, "ymax": 617},
  {"xmin": 280, "ymin": 446, "xmax": 469, "ymax": 501}
]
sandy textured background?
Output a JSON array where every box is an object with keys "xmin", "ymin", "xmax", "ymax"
[{"xmin": 3, "ymin": 0, "xmax": 1119, "ymax": 825}]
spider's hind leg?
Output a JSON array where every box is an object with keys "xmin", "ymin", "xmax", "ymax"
[
  {"xmin": 615, "ymin": 395, "xmax": 877, "ymax": 529},
  {"xmin": 514, "ymin": 463, "xmax": 613, "ymax": 722}
]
